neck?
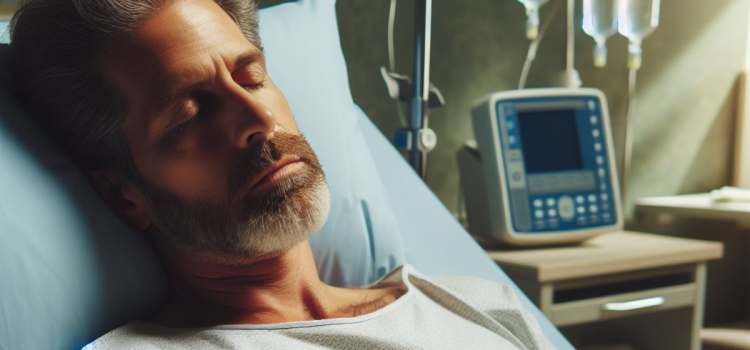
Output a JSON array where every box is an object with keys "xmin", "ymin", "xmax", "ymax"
[{"xmin": 151, "ymin": 239, "xmax": 337, "ymax": 327}]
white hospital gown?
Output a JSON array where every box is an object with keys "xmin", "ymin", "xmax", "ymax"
[{"xmin": 85, "ymin": 265, "xmax": 556, "ymax": 350}]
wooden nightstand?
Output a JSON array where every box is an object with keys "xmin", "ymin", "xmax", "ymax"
[
  {"xmin": 637, "ymin": 193, "xmax": 750, "ymax": 349},
  {"xmin": 485, "ymin": 231, "xmax": 723, "ymax": 350}
]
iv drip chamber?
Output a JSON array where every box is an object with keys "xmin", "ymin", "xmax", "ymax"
[
  {"xmin": 618, "ymin": 0, "xmax": 660, "ymax": 70},
  {"xmin": 582, "ymin": 0, "xmax": 618, "ymax": 68},
  {"xmin": 517, "ymin": 0, "xmax": 549, "ymax": 40}
]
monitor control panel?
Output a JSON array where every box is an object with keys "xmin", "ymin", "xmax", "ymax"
[{"xmin": 471, "ymin": 88, "xmax": 622, "ymax": 245}]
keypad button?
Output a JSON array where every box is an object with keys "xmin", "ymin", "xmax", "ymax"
[
  {"xmin": 558, "ymin": 196, "xmax": 575, "ymax": 221},
  {"xmin": 589, "ymin": 205, "xmax": 598, "ymax": 213},
  {"xmin": 598, "ymin": 168, "xmax": 606, "ymax": 178},
  {"xmin": 507, "ymin": 121, "xmax": 515, "ymax": 130},
  {"xmin": 594, "ymin": 143, "xmax": 602, "ymax": 152},
  {"xmin": 508, "ymin": 135, "xmax": 516, "ymax": 145},
  {"xmin": 548, "ymin": 209, "xmax": 557, "ymax": 217},
  {"xmin": 596, "ymin": 156, "xmax": 604, "ymax": 165},
  {"xmin": 577, "ymin": 206, "xmax": 586, "ymax": 214},
  {"xmin": 601, "ymin": 193, "xmax": 608, "ymax": 201},
  {"xmin": 535, "ymin": 210, "xmax": 545, "ymax": 219},
  {"xmin": 576, "ymin": 196, "xmax": 585, "ymax": 204},
  {"xmin": 590, "ymin": 116, "xmax": 598, "ymax": 125},
  {"xmin": 588, "ymin": 194, "xmax": 597, "ymax": 202},
  {"xmin": 534, "ymin": 199, "xmax": 543, "ymax": 208},
  {"xmin": 546, "ymin": 198, "xmax": 556, "ymax": 207},
  {"xmin": 592, "ymin": 129, "xmax": 600, "ymax": 138}
]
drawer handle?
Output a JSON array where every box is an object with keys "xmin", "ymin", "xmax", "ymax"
[{"xmin": 602, "ymin": 297, "xmax": 665, "ymax": 312}]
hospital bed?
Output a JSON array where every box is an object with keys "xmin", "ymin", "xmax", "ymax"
[{"xmin": 0, "ymin": 0, "xmax": 574, "ymax": 349}]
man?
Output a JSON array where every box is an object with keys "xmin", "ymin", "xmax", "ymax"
[{"xmin": 10, "ymin": 0, "xmax": 555, "ymax": 349}]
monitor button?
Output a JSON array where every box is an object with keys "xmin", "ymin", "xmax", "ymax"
[{"xmin": 558, "ymin": 196, "xmax": 575, "ymax": 221}]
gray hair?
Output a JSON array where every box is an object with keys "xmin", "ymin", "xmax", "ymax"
[{"xmin": 9, "ymin": 0, "xmax": 261, "ymax": 176}]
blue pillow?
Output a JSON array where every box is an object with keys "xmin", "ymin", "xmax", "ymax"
[{"xmin": 0, "ymin": 1, "xmax": 405, "ymax": 349}]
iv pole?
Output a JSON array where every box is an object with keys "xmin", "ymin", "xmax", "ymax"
[
  {"xmin": 407, "ymin": 0, "xmax": 433, "ymax": 177},
  {"xmin": 383, "ymin": 0, "xmax": 442, "ymax": 178}
]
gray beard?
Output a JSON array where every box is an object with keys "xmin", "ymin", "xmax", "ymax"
[
  {"xmin": 142, "ymin": 174, "xmax": 330, "ymax": 260},
  {"xmin": 132, "ymin": 132, "xmax": 331, "ymax": 260}
]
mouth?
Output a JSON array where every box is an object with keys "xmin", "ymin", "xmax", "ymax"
[{"xmin": 247, "ymin": 157, "xmax": 306, "ymax": 194}]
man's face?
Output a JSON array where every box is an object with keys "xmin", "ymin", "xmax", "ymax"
[{"xmin": 100, "ymin": 0, "xmax": 330, "ymax": 258}]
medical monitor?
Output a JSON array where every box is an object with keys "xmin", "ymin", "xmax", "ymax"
[{"xmin": 467, "ymin": 88, "xmax": 622, "ymax": 246}]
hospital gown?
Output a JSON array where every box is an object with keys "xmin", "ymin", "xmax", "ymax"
[{"xmin": 85, "ymin": 265, "xmax": 556, "ymax": 350}]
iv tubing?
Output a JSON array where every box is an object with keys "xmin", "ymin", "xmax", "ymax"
[
  {"xmin": 621, "ymin": 68, "xmax": 637, "ymax": 206},
  {"xmin": 388, "ymin": 0, "xmax": 407, "ymax": 127},
  {"xmin": 388, "ymin": 0, "xmax": 397, "ymax": 73},
  {"xmin": 566, "ymin": 0, "xmax": 574, "ymax": 73},
  {"xmin": 563, "ymin": 0, "xmax": 581, "ymax": 88},
  {"xmin": 518, "ymin": 0, "xmax": 559, "ymax": 89}
]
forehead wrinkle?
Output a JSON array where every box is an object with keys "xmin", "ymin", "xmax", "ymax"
[{"xmin": 118, "ymin": 0, "xmax": 258, "ymax": 146}]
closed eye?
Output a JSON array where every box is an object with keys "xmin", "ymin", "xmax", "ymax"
[{"xmin": 244, "ymin": 80, "xmax": 266, "ymax": 91}]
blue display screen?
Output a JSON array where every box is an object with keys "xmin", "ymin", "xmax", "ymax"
[{"xmin": 518, "ymin": 110, "xmax": 583, "ymax": 173}]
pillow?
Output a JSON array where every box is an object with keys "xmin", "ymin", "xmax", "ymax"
[
  {"xmin": 0, "ymin": 0, "xmax": 405, "ymax": 349},
  {"xmin": 0, "ymin": 44, "xmax": 169, "ymax": 350}
]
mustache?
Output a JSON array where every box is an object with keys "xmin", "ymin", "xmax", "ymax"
[{"xmin": 227, "ymin": 132, "xmax": 320, "ymax": 197}]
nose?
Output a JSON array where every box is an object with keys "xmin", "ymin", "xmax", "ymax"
[{"xmin": 225, "ymin": 87, "xmax": 276, "ymax": 149}]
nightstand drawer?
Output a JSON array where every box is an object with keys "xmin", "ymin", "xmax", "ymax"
[{"xmin": 551, "ymin": 284, "xmax": 696, "ymax": 326}]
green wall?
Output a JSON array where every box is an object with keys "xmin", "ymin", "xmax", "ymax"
[
  {"xmin": 336, "ymin": 0, "xmax": 750, "ymax": 223},
  {"xmin": 264, "ymin": 0, "xmax": 749, "ymax": 223}
]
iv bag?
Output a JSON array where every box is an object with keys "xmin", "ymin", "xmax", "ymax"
[
  {"xmin": 618, "ymin": 0, "xmax": 660, "ymax": 70},
  {"xmin": 517, "ymin": 0, "xmax": 549, "ymax": 40},
  {"xmin": 582, "ymin": 0, "xmax": 617, "ymax": 67}
]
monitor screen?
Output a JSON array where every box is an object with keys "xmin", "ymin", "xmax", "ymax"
[{"xmin": 517, "ymin": 109, "xmax": 583, "ymax": 174}]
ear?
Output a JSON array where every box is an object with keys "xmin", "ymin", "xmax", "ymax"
[{"xmin": 87, "ymin": 170, "xmax": 153, "ymax": 231}]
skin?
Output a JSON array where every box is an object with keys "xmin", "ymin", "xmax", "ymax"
[{"xmin": 89, "ymin": 0, "xmax": 404, "ymax": 327}]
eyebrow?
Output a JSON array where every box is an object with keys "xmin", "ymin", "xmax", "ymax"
[{"xmin": 157, "ymin": 50, "xmax": 266, "ymax": 112}]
